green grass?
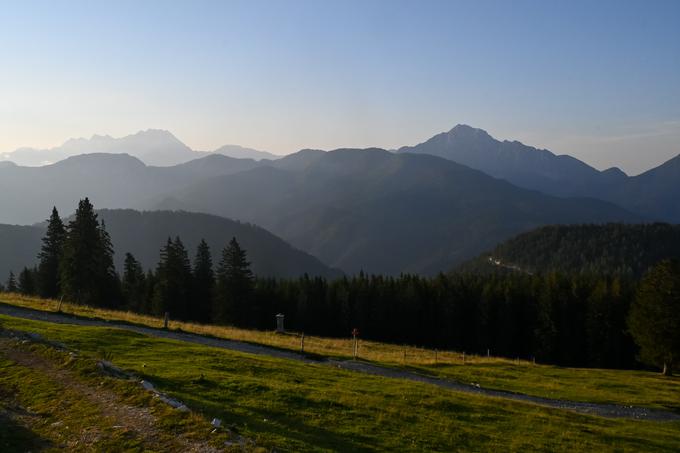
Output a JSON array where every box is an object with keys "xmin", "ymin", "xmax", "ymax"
[
  {"xmin": 406, "ymin": 361, "xmax": 680, "ymax": 412},
  {"xmin": 2, "ymin": 294, "xmax": 679, "ymax": 413},
  {"xmin": 0, "ymin": 335, "xmax": 233, "ymax": 451},
  {"xmin": 1, "ymin": 314, "xmax": 679, "ymax": 452}
]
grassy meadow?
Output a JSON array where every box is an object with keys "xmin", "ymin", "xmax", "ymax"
[
  {"xmin": 0, "ymin": 309, "xmax": 680, "ymax": 451},
  {"xmin": 1, "ymin": 294, "xmax": 679, "ymax": 412}
]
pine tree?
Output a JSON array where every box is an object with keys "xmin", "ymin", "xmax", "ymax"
[
  {"xmin": 60, "ymin": 198, "xmax": 118, "ymax": 306},
  {"xmin": 18, "ymin": 267, "xmax": 37, "ymax": 295},
  {"xmin": 37, "ymin": 207, "xmax": 66, "ymax": 298},
  {"xmin": 6, "ymin": 271, "xmax": 18, "ymax": 292},
  {"xmin": 192, "ymin": 239, "xmax": 214, "ymax": 323},
  {"xmin": 629, "ymin": 259, "xmax": 680, "ymax": 376},
  {"xmin": 122, "ymin": 252, "xmax": 146, "ymax": 311},
  {"xmin": 215, "ymin": 237, "xmax": 254, "ymax": 324}
]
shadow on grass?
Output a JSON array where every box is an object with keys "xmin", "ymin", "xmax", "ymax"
[
  {"xmin": 0, "ymin": 412, "xmax": 52, "ymax": 451},
  {"xmin": 139, "ymin": 373, "xmax": 374, "ymax": 451}
]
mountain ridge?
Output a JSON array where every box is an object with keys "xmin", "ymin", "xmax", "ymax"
[
  {"xmin": 0, "ymin": 209, "xmax": 341, "ymax": 280},
  {"xmin": 0, "ymin": 129, "xmax": 280, "ymax": 167}
]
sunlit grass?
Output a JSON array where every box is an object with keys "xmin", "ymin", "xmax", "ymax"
[
  {"xmin": 1, "ymin": 313, "xmax": 679, "ymax": 452},
  {"xmin": 2, "ymin": 293, "xmax": 679, "ymax": 412}
]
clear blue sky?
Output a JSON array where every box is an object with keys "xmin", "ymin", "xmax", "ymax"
[{"xmin": 1, "ymin": 0, "xmax": 678, "ymax": 174}]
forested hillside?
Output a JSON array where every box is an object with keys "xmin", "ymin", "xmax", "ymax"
[
  {"xmin": 0, "ymin": 209, "xmax": 339, "ymax": 280},
  {"xmin": 459, "ymin": 223, "xmax": 680, "ymax": 277}
]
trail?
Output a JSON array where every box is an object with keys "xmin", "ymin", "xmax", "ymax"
[{"xmin": 1, "ymin": 302, "xmax": 678, "ymax": 422}]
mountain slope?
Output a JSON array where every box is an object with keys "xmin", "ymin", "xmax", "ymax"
[
  {"xmin": 602, "ymin": 154, "xmax": 680, "ymax": 223},
  {"xmin": 399, "ymin": 124, "xmax": 680, "ymax": 222},
  {"xmin": 212, "ymin": 144, "xmax": 280, "ymax": 161},
  {"xmin": 159, "ymin": 148, "xmax": 642, "ymax": 275},
  {"xmin": 0, "ymin": 153, "xmax": 262, "ymax": 225},
  {"xmin": 458, "ymin": 223, "xmax": 680, "ymax": 277},
  {"xmin": 398, "ymin": 124, "xmax": 627, "ymax": 198},
  {"xmin": 0, "ymin": 224, "xmax": 44, "ymax": 281},
  {"xmin": 0, "ymin": 210, "xmax": 340, "ymax": 280}
]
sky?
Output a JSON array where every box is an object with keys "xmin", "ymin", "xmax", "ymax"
[{"xmin": 1, "ymin": 0, "xmax": 678, "ymax": 175}]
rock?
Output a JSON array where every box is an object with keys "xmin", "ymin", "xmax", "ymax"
[
  {"xmin": 141, "ymin": 380, "xmax": 155, "ymax": 391},
  {"xmin": 211, "ymin": 418, "xmax": 222, "ymax": 428}
]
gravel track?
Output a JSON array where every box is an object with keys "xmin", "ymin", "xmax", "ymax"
[{"xmin": 1, "ymin": 302, "xmax": 678, "ymax": 422}]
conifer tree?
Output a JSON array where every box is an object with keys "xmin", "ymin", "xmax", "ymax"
[
  {"xmin": 37, "ymin": 207, "xmax": 66, "ymax": 298},
  {"xmin": 152, "ymin": 237, "xmax": 192, "ymax": 320},
  {"xmin": 60, "ymin": 198, "xmax": 118, "ymax": 306},
  {"xmin": 18, "ymin": 267, "xmax": 37, "ymax": 295},
  {"xmin": 629, "ymin": 259, "xmax": 680, "ymax": 376},
  {"xmin": 6, "ymin": 271, "xmax": 18, "ymax": 292},
  {"xmin": 215, "ymin": 237, "xmax": 253, "ymax": 324},
  {"xmin": 142, "ymin": 269, "xmax": 156, "ymax": 314},
  {"xmin": 192, "ymin": 239, "xmax": 214, "ymax": 323},
  {"xmin": 122, "ymin": 252, "xmax": 146, "ymax": 311}
]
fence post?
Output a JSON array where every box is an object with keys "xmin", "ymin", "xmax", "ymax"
[
  {"xmin": 300, "ymin": 333, "xmax": 305, "ymax": 354},
  {"xmin": 463, "ymin": 352, "xmax": 466, "ymax": 364},
  {"xmin": 163, "ymin": 312, "xmax": 169, "ymax": 329},
  {"xmin": 56, "ymin": 296, "xmax": 63, "ymax": 313}
]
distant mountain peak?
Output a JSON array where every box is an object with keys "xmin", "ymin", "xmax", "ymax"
[{"xmin": 447, "ymin": 124, "xmax": 493, "ymax": 140}]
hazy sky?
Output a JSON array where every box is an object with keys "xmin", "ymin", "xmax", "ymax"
[{"xmin": 1, "ymin": 0, "xmax": 678, "ymax": 175}]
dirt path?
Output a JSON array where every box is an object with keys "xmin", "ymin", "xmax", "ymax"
[
  {"xmin": 0, "ymin": 336, "xmax": 223, "ymax": 452},
  {"xmin": 1, "ymin": 302, "xmax": 679, "ymax": 422}
]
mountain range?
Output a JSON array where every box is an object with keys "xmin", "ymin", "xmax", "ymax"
[
  {"xmin": 0, "ymin": 124, "xmax": 677, "ymax": 275},
  {"xmin": 156, "ymin": 148, "xmax": 641, "ymax": 274},
  {"xmin": 399, "ymin": 124, "xmax": 680, "ymax": 222},
  {"xmin": 0, "ymin": 209, "xmax": 340, "ymax": 280},
  {"xmin": 0, "ymin": 130, "xmax": 279, "ymax": 167}
]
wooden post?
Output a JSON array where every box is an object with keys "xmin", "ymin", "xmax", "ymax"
[
  {"xmin": 163, "ymin": 312, "xmax": 169, "ymax": 329},
  {"xmin": 56, "ymin": 296, "xmax": 63, "ymax": 313},
  {"xmin": 462, "ymin": 352, "xmax": 466, "ymax": 364},
  {"xmin": 300, "ymin": 333, "xmax": 305, "ymax": 354},
  {"xmin": 487, "ymin": 349, "xmax": 490, "ymax": 358}
]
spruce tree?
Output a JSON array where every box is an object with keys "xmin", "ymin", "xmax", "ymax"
[
  {"xmin": 6, "ymin": 271, "xmax": 18, "ymax": 292},
  {"xmin": 18, "ymin": 267, "xmax": 37, "ymax": 295},
  {"xmin": 142, "ymin": 269, "xmax": 156, "ymax": 314},
  {"xmin": 192, "ymin": 239, "xmax": 214, "ymax": 323},
  {"xmin": 152, "ymin": 237, "xmax": 192, "ymax": 320},
  {"xmin": 215, "ymin": 237, "xmax": 254, "ymax": 324},
  {"xmin": 122, "ymin": 252, "xmax": 146, "ymax": 312},
  {"xmin": 629, "ymin": 259, "xmax": 680, "ymax": 376},
  {"xmin": 37, "ymin": 207, "xmax": 66, "ymax": 298},
  {"xmin": 60, "ymin": 198, "xmax": 118, "ymax": 306}
]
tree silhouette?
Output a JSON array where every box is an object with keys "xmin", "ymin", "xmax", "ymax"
[
  {"xmin": 37, "ymin": 207, "xmax": 66, "ymax": 298},
  {"xmin": 629, "ymin": 259, "xmax": 680, "ymax": 375},
  {"xmin": 215, "ymin": 237, "xmax": 253, "ymax": 324}
]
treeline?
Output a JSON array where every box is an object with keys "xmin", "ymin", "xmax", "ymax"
[{"xmin": 0, "ymin": 199, "xmax": 651, "ymax": 369}]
